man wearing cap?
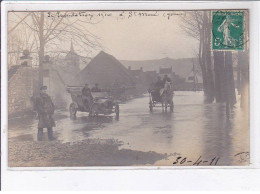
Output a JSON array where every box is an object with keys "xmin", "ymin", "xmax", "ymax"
[{"xmin": 35, "ymin": 86, "xmax": 55, "ymax": 141}]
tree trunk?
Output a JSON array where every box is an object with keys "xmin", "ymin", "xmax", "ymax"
[
  {"xmin": 224, "ymin": 51, "xmax": 236, "ymax": 106},
  {"xmin": 237, "ymin": 52, "xmax": 241, "ymax": 95},
  {"xmin": 38, "ymin": 12, "xmax": 45, "ymax": 89},
  {"xmin": 239, "ymin": 52, "xmax": 249, "ymax": 109},
  {"xmin": 213, "ymin": 51, "xmax": 225, "ymax": 103},
  {"xmin": 199, "ymin": 26, "xmax": 208, "ymax": 95},
  {"xmin": 206, "ymin": 35, "xmax": 214, "ymax": 102},
  {"xmin": 240, "ymin": 11, "xmax": 249, "ymax": 110},
  {"xmin": 203, "ymin": 11, "xmax": 215, "ymax": 103}
]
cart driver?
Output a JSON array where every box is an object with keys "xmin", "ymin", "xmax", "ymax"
[
  {"xmin": 162, "ymin": 74, "xmax": 172, "ymax": 85},
  {"xmin": 153, "ymin": 76, "xmax": 164, "ymax": 100},
  {"xmin": 155, "ymin": 76, "xmax": 164, "ymax": 89},
  {"xmin": 82, "ymin": 83, "xmax": 93, "ymax": 110}
]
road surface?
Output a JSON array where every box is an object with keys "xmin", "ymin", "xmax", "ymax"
[{"xmin": 8, "ymin": 91, "xmax": 249, "ymax": 166}]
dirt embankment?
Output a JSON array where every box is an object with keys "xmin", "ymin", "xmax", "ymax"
[{"xmin": 8, "ymin": 139, "xmax": 167, "ymax": 167}]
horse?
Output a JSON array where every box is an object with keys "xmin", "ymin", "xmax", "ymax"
[{"xmin": 161, "ymin": 81, "xmax": 174, "ymax": 112}]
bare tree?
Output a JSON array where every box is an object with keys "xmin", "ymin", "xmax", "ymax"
[
  {"xmin": 8, "ymin": 11, "xmax": 102, "ymax": 87},
  {"xmin": 8, "ymin": 22, "xmax": 36, "ymax": 68},
  {"xmin": 179, "ymin": 11, "xmax": 215, "ymax": 102},
  {"xmin": 180, "ymin": 10, "xmax": 240, "ymax": 114}
]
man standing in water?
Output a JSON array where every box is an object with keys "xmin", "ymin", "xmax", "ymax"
[{"xmin": 35, "ymin": 86, "xmax": 55, "ymax": 141}]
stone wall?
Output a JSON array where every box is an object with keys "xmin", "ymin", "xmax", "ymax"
[{"xmin": 8, "ymin": 66, "xmax": 36, "ymax": 116}]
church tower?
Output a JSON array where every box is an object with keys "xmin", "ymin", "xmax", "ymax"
[{"xmin": 65, "ymin": 40, "xmax": 80, "ymax": 73}]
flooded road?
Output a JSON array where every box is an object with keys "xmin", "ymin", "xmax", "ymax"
[{"xmin": 9, "ymin": 91, "xmax": 249, "ymax": 166}]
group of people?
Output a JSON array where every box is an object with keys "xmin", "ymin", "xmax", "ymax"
[{"xmin": 151, "ymin": 74, "xmax": 172, "ymax": 100}]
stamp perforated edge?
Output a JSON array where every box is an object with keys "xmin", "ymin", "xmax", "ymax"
[{"xmin": 210, "ymin": 9, "xmax": 248, "ymax": 52}]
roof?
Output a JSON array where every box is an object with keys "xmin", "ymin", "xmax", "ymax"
[
  {"xmin": 159, "ymin": 67, "xmax": 172, "ymax": 74},
  {"xmin": 129, "ymin": 69, "xmax": 143, "ymax": 76},
  {"xmin": 77, "ymin": 51, "xmax": 136, "ymax": 88}
]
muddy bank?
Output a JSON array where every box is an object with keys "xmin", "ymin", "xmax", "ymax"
[{"xmin": 8, "ymin": 139, "xmax": 167, "ymax": 167}]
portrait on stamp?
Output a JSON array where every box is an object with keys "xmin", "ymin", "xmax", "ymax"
[{"xmin": 7, "ymin": 10, "xmax": 249, "ymax": 167}]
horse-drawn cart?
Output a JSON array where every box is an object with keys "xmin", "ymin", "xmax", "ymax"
[
  {"xmin": 67, "ymin": 86, "xmax": 119, "ymax": 119},
  {"xmin": 148, "ymin": 82, "xmax": 174, "ymax": 112}
]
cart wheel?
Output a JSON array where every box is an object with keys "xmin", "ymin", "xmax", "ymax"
[
  {"xmin": 69, "ymin": 103, "xmax": 77, "ymax": 117},
  {"xmin": 115, "ymin": 104, "xmax": 119, "ymax": 120},
  {"xmin": 149, "ymin": 101, "xmax": 153, "ymax": 112},
  {"xmin": 170, "ymin": 101, "xmax": 174, "ymax": 112}
]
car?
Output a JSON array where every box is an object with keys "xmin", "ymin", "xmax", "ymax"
[{"xmin": 67, "ymin": 86, "xmax": 119, "ymax": 119}]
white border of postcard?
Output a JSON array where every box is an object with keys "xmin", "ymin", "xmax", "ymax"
[{"xmin": 1, "ymin": 0, "xmax": 260, "ymax": 190}]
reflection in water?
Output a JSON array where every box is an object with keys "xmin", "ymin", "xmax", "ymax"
[
  {"xmin": 201, "ymin": 104, "xmax": 233, "ymax": 166},
  {"xmin": 9, "ymin": 91, "xmax": 249, "ymax": 166},
  {"xmin": 57, "ymin": 114, "xmax": 115, "ymax": 143}
]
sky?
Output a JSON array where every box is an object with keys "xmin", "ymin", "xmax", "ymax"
[
  {"xmin": 86, "ymin": 11, "xmax": 198, "ymax": 60},
  {"xmin": 8, "ymin": 11, "xmax": 199, "ymax": 61}
]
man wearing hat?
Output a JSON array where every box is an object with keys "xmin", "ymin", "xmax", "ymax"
[
  {"xmin": 35, "ymin": 86, "xmax": 55, "ymax": 141},
  {"xmin": 152, "ymin": 76, "xmax": 164, "ymax": 100},
  {"xmin": 82, "ymin": 83, "xmax": 93, "ymax": 110}
]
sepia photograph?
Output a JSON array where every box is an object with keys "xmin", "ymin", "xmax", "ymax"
[{"xmin": 7, "ymin": 9, "xmax": 250, "ymax": 167}]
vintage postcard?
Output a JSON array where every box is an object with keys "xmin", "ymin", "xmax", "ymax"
[{"xmin": 7, "ymin": 9, "xmax": 250, "ymax": 167}]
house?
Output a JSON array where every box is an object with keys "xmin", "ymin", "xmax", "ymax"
[
  {"xmin": 159, "ymin": 66, "xmax": 184, "ymax": 84},
  {"xmin": 77, "ymin": 51, "xmax": 136, "ymax": 89},
  {"xmin": 144, "ymin": 70, "xmax": 158, "ymax": 85},
  {"xmin": 159, "ymin": 66, "xmax": 173, "ymax": 78}
]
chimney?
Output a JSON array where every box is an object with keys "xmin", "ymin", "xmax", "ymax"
[
  {"xmin": 128, "ymin": 66, "xmax": 131, "ymax": 70},
  {"xmin": 20, "ymin": 50, "xmax": 32, "ymax": 66}
]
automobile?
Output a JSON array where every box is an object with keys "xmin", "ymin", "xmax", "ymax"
[{"xmin": 67, "ymin": 86, "xmax": 119, "ymax": 119}]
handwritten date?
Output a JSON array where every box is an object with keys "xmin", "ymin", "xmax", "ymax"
[{"xmin": 173, "ymin": 156, "xmax": 220, "ymax": 166}]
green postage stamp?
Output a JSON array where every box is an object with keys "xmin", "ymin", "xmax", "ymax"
[{"xmin": 212, "ymin": 11, "xmax": 244, "ymax": 51}]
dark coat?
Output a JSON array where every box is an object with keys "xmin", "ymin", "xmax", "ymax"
[
  {"xmin": 82, "ymin": 87, "xmax": 93, "ymax": 100},
  {"xmin": 36, "ymin": 93, "xmax": 55, "ymax": 129},
  {"xmin": 155, "ymin": 79, "xmax": 164, "ymax": 89}
]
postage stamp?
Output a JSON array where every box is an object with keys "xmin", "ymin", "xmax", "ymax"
[{"xmin": 212, "ymin": 11, "xmax": 244, "ymax": 51}]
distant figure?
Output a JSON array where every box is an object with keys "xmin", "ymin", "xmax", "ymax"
[
  {"xmin": 151, "ymin": 76, "xmax": 164, "ymax": 101},
  {"xmin": 91, "ymin": 83, "xmax": 101, "ymax": 92},
  {"xmin": 35, "ymin": 86, "xmax": 55, "ymax": 141},
  {"xmin": 162, "ymin": 74, "xmax": 172, "ymax": 85},
  {"xmin": 154, "ymin": 76, "xmax": 164, "ymax": 89},
  {"xmin": 82, "ymin": 83, "xmax": 93, "ymax": 110}
]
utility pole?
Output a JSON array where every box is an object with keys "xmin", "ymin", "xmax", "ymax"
[{"xmin": 192, "ymin": 58, "xmax": 197, "ymax": 91}]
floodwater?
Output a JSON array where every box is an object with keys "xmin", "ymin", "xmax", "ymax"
[{"xmin": 8, "ymin": 91, "xmax": 249, "ymax": 166}]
